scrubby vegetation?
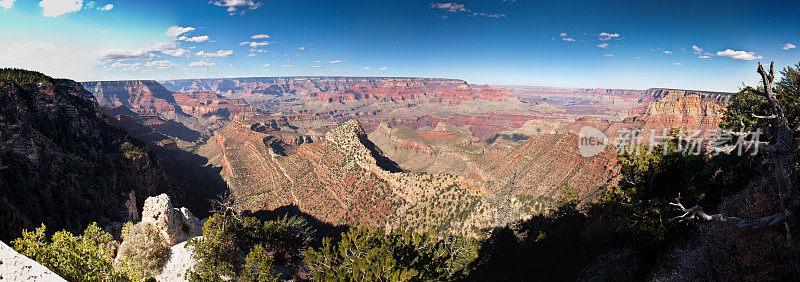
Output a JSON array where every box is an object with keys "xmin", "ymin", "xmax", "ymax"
[
  {"xmin": 11, "ymin": 223, "xmax": 128, "ymax": 281},
  {"xmin": 186, "ymin": 213, "xmax": 314, "ymax": 281},
  {"xmin": 116, "ymin": 222, "xmax": 171, "ymax": 281},
  {"xmin": 304, "ymin": 227, "xmax": 479, "ymax": 280}
]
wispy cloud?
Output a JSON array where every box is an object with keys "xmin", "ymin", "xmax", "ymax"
[
  {"xmin": 210, "ymin": 0, "xmax": 262, "ymax": 15},
  {"xmin": 189, "ymin": 61, "xmax": 215, "ymax": 67},
  {"xmin": 144, "ymin": 60, "xmax": 177, "ymax": 70},
  {"xmin": 239, "ymin": 41, "xmax": 270, "ymax": 48},
  {"xmin": 329, "ymin": 60, "xmax": 341, "ymax": 64},
  {"xmin": 180, "ymin": 35, "xmax": 210, "ymax": 43},
  {"xmin": 166, "ymin": 26, "xmax": 195, "ymax": 37},
  {"xmin": 781, "ymin": 43, "xmax": 796, "ymax": 50},
  {"xmin": 98, "ymin": 3, "xmax": 112, "ymax": 10},
  {"xmin": 597, "ymin": 43, "xmax": 609, "ymax": 48},
  {"xmin": 251, "ymin": 34, "xmax": 270, "ymax": 39},
  {"xmin": 362, "ymin": 66, "xmax": 371, "ymax": 70},
  {"xmin": 379, "ymin": 67, "xmax": 388, "ymax": 70},
  {"xmin": 691, "ymin": 45, "xmax": 703, "ymax": 54},
  {"xmin": 663, "ymin": 50, "xmax": 673, "ymax": 54},
  {"xmin": 196, "ymin": 49, "xmax": 233, "ymax": 58},
  {"xmin": 430, "ymin": 2, "xmax": 466, "ymax": 13},
  {"xmin": 430, "ymin": 2, "xmax": 505, "ymax": 18},
  {"xmin": 603, "ymin": 54, "xmax": 614, "ymax": 57},
  {"xmin": 715, "ymin": 49, "xmax": 763, "ymax": 60},
  {"xmin": 598, "ymin": 32, "xmax": 620, "ymax": 41},
  {"xmin": 101, "ymin": 42, "xmax": 187, "ymax": 61},
  {"xmin": 558, "ymin": 32, "xmax": 575, "ymax": 42},
  {"xmin": 472, "ymin": 12, "xmax": 505, "ymax": 18},
  {"xmin": 673, "ymin": 62, "xmax": 682, "ymax": 66}
]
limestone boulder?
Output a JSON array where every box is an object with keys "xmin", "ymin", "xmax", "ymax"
[{"xmin": 141, "ymin": 194, "xmax": 202, "ymax": 246}]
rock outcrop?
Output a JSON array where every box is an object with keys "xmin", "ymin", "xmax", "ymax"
[
  {"xmin": 141, "ymin": 194, "xmax": 202, "ymax": 246},
  {"xmin": 0, "ymin": 69, "xmax": 172, "ymax": 242},
  {"xmin": 0, "ymin": 240, "xmax": 65, "ymax": 281}
]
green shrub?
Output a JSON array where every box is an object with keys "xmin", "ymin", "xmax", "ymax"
[
  {"xmin": 187, "ymin": 213, "xmax": 312, "ymax": 281},
  {"xmin": 240, "ymin": 244, "xmax": 278, "ymax": 282},
  {"xmin": 116, "ymin": 222, "xmax": 171, "ymax": 281},
  {"xmin": 12, "ymin": 223, "xmax": 129, "ymax": 281},
  {"xmin": 304, "ymin": 227, "xmax": 479, "ymax": 281}
]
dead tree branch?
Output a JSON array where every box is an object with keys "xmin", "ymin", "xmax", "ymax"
[{"xmin": 669, "ymin": 195, "xmax": 786, "ymax": 229}]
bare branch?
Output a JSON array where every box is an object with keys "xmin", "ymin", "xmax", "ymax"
[
  {"xmin": 752, "ymin": 113, "xmax": 777, "ymax": 119},
  {"xmin": 670, "ymin": 195, "xmax": 786, "ymax": 229}
]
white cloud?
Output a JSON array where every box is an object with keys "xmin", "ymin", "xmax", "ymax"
[
  {"xmin": 598, "ymin": 32, "xmax": 620, "ymax": 40},
  {"xmin": 561, "ymin": 37, "xmax": 575, "ymax": 42},
  {"xmin": 597, "ymin": 43, "xmax": 609, "ymax": 48},
  {"xmin": 211, "ymin": 0, "xmax": 261, "ymax": 15},
  {"xmin": 379, "ymin": 67, "xmax": 388, "ymax": 70},
  {"xmin": 329, "ymin": 60, "xmax": 341, "ymax": 64},
  {"xmin": 472, "ymin": 12, "xmax": 505, "ymax": 18},
  {"xmin": 98, "ymin": 3, "xmax": 111, "ymax": 10},
  {"xmin": 40, "ymin": 0, "xmax": 83, "ymax": 17},
  {"xmin": 144, "ymin": 60, "xmax": 177, "ymax": 70},
  {"xmin": 189, "ymin": 61, "xmax": 215, "ymax": 67},
  {"xmin": 107, "ymin": 61, "xmax": 141, "ymax": 71},
  {"xmin": 698, "ymin": 55, "xmax": 711, "ymax": 59},
  {"xmin": 312, "ymin": 65, "xmax": 323, "ymax": 68},
  {"xmin": 245, "ymin": 53, "xmax": 256, "ymax": 57},
  {"xmin": 362, "ymin": 66, "xmax": 371, "ymax": 70},
  {"xmin": 0, "ymin": 0, "xmax": 16, "ymax": 9},
  {"xmin": 165, "ymin": 26, "xmax": 195, "ymax": 37},
  {"xmin": 281, "ymin": 65, "xmax": 292, "ymax": 68},
  {"xmin": 239, "ymin": 41, "xmax": 270, "ymax": 48},
  {"xmin": 781, "ymin": 43, "xmax": 796, "ymax": 50},
  {"xmin": 298, "ymin": 46, "xmax": 305, "ymax": 50},
  {"xmin": 101, "ymin": 42, "xmax": 187, "ymax": 61},
  {"xmin": 663, "ymin": 50, "xmax": 673, "ymax": 54},
  {"xmin": 692, "ymin": 45, "xmax": 703, "ymax": 54},
  {"xmin": 251, "ymin": 34, "xmax": 270, "ymax": 39},
  {"xmin": 673, "ymin": 62, "xmax": 682, "ymax": 66},
  {"xmin": 715, "ymin": 49, "xmax": 763, "ymax": 60},
  {"xmin": 431, "ymin": 3, "xmax": 466, "ymax": 13},
  {"xmin": 196, "ymin": 50, "xmax": 233, "ymax": 58},
  {"xmin": 261, "ymin": 64, "xmax": 270, "ymax": 67},
  {"xmin": 161, "ymin": 48, "xmax": 187, "ymax": 57},
  {"xmin": 603, "ymin": 54, "xmax": 614, "ymax": 57},
  {"xmin": 559, "ymin": 32, "xmax": 567, "ymax": 37},
  {"xmin": 182, "ymin": 35, "xmax": 210, "ymax": 43},
  {"xmin": 101, "ymin": 49, "xmax": 153, "ymax": 60}
]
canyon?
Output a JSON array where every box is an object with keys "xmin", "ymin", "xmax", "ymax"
[{"xmin": 74, "ymin": 76, "xmax": 730, "ymax": 236}]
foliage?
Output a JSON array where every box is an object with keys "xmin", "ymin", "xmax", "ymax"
[
  {"xmin": 608, "ymin": 137, "xmax": 709, "ymax": 247},
  {"xmin": 304, "ymin": 226, "xmax": 479, "ymax": 281},
  {"xmin": 116, "ymin": 222, "xmax": 171, "ymax": 281},
  {"xmin": 0, "ymin": 68, "xmax": 52, "ymax": 89},
  {"xmin": 187, "ymin": 213, "xmax": 314, "ymax": 281},
  {"xmin": 240, "ymin": 244, "xmax": 278, "ymax": 282},
  {"xmin": 11, "ymin": 223, "xmax": 129, "ymax": 281},
  {"xmin": 721, "ymin": 63, "xmax": 800, "ymax": 157}
]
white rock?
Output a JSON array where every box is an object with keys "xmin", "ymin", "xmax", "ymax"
[
  {"xmin": 155, "ymin": 237, "xmax": 198, "ymax": 282},
  {"xmin": 0, "ymin": 240, "xmax": 66, "ymax": 281},
  {"xmin": 141, "ymin": 194, "xmax": 202, "ymax": 246}
]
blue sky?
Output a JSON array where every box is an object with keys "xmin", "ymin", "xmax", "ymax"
[{"xmin": 0, "ymin": 0, "xmax": 798, "ymax": 91}]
